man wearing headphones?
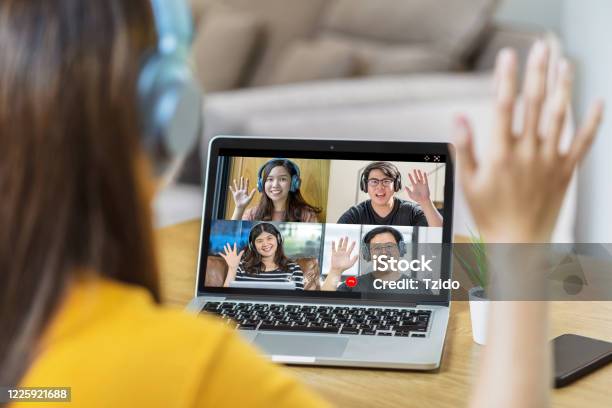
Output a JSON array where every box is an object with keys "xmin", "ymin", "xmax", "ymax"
[
  {"xmin": 321, "ymin": 227, "xmax": 432, "ymax": 294},
  {"xmin": 337, "ymin": 162, "xmax": 443, "ymax": 227}
]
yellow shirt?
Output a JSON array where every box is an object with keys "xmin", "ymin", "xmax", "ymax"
[{"xmin": 14, "ymin": 277, "xmax": 330, "ymax": 408}]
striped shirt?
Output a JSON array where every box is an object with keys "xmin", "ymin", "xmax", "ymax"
[{"xmin": 235, "ymin": 261, "xmax": 304, "ymax": 290}]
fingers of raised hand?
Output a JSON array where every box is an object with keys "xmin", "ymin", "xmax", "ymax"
[
  {"xmin": 408, "ymin": 172, "xmax": 417, "ymax": 187},
  {"xmin": 566, "ymin": 101, "xmax": 605, "ymax": 173},
  {"xmin": 544, "ymin": 60, "xmax": 572, "ymax": 157},
  {"xmin": 523, "ymin": 41, "xmax": 550, "ymax": 141},
  {"xmin": 348, "ymin": 240, "xmax": 356, "ymax": 255},
  {"xmin": 453, "ymin": 116, "xmax": 478, "ymax": 178},
  {"xmin": 494, "ymin": 48, "xmax": 518, "ymax": 146}
]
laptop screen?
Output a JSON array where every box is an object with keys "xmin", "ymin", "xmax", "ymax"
[{"xmin": 198, "ymin": 137, "xmax": 454, "ymax": 304}]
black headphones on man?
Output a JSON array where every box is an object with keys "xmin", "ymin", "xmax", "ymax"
[
  {"xmin": 359, "ymin": 162, "xmax": 402, "ymax": 193},
  {"xmin": 138, "ymin": 0, "xmax": 203, "ymax": 175},
  {"xmin": 361, "ymin": 226, "xmax": 407, "ymax": 261},
  {"xmin": 247, "ymin": 222, "xmax": 283, "ymax": 252}
]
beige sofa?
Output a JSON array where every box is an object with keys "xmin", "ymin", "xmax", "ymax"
[{"xmin": 156, "ymin": 0, "xmax": 577, "ymax": 242}]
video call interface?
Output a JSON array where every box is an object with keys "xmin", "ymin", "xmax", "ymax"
[{"xmin": 204, "ymin": 153, "xmax": 447, "ymax": 297}]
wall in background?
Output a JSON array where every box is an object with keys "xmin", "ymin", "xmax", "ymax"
[
  {"xmin": 495, "ymin": 0, "xmax": 562, "ymax": 33},
  {"xmin": 496, "ymin": 0, "xmax": 612, "ymax": 241},
  {"xmin": 563, "ymin": 0, "xmax": 612, "ymax": 242}
]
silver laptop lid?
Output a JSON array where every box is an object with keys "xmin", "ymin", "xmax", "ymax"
[{"xmin": 195, "ymin": 136, "xmax": 454, "ymax": 306}]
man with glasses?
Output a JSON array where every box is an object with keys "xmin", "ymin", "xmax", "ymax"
[
  {"xmin": 321, "ymin": 227, "xmax": 433, "ymax": 294},
  {"xmin": 337, "ymin": 161, "xmax": 443, "ymax": 227}
]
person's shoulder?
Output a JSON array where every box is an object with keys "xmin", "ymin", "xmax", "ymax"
[
  {"xmin": 338, "ymin": 200, "xmax": 368, "ymax": 222},
  {"xmin": 242, "ymin": 207, "xmax": 256, "ymax": 220},
  {"xmin": 301, "ymin": 208, "xmax": 319, "ymax": 223},
  {"xmin": 396, "ymin": 198, "xmax": 422, "ymax": 211},
  {"xmin": 22, "ymin": 277, "xmax": 238, "ymax": 406}
]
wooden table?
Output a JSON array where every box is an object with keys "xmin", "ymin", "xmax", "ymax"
[{"xmin": 156, "ymin": 219, "xmax": 612, "ymax": 408}]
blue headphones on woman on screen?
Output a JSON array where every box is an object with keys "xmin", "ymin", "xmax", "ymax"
[
  {"xmin": 138, "ymin": 0, "xmax": 203, "ymax": 174},
  {"xmin": 256, "ymin": 159, "xmax": 302, "ymax": 193}
]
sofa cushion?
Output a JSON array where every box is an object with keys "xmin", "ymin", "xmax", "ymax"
[
  {"xmin": 268, "ymin": 38, "xmax": 357, "ymax": 85},
  {"xmin": 322, "ymin": 0, "xmax": 500, "ymax": 60},
  {"xmin": 192, "ymin": 7, "xmax": 262, "ymax": 92},
  {"xmin": 320, "ymin": 33, "xmax": 456, "ymax": 75},
  {"xmin": 201, "ymin": 0, "xmax": 330, "ymax": 86}
]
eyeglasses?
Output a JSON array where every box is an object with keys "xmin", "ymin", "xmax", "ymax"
[
  {"xmin": 367, "ymin": 178, "xmax": 395, "ymax": 187},
  {"xmin": 370, "ymin": 243, "xmax": 399, "ymax": 252}
]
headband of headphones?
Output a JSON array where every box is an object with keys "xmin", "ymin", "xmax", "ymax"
[
  {"xmin": 360, "ymin": 162, "xmax": 402, "ymax": 193},
  {"xmin": 256, "ymin": 159, "xmax": 301, "ymax": 193},
  {"xmin": 150, "ymin": 0, "xmax": 193, "ymax": 53},
  {"xmin": 361, "ymin": 226, "xmax": 406, "ymax": 261},
  {"xmin": 138, "ymin": 0, "xmax": 202, "ymax": 176},
  {"xmin": 248, "ymin": 222, "xmax": 283, "ymax": 252}
]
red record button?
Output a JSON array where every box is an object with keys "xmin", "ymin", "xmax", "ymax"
[{"xmin": 346, "ymin": 276, "xmax": 357, "ymax": 288}]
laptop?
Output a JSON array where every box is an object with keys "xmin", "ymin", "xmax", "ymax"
[{"xmin": 187, "ymin": 136, "xmax": 454, "ymax": 370}]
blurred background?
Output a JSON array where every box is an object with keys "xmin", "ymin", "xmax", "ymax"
[{"xmin": 154, "ymin": 0, "xmax": 612, "ymax": 243}]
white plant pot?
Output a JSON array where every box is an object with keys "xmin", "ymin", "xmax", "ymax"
[{"xmin": 468, "ymin": 286, "xmax": 489, "ymax": 345}]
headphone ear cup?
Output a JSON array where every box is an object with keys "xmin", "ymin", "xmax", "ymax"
[
  {"xmin": 399, "ymin": 241, "xmax": 406, "ymax": 257},
  {"xmin": 360, "ymin": 175, "xmax": 368, "ymax": 193},
  {"xmin": 395, "ymin": 177, "xmax": 402, "ymax": 192},
  {"xmin": 291, "ymin": 175, "xmax": 301, "ymax": 192},
  {"xmin": 361, "ymin": 243, "xmax": 370, "ymax": 262},
  {"xmin": 257, "ymin": 178, "xmax": 264, "ymax": 192},
  {"xmin": 138, "ymin": 54, "xmax": 201, "ymax": 168}
]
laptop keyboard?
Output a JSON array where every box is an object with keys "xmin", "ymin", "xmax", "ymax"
[{"xmin": 202, "ymin": 302, "xmax": 431, "ymax": 337}]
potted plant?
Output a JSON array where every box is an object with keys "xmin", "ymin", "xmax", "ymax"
[{"xmin": 455, "ymin": 232, "xmax": 489, "ymax": 345}]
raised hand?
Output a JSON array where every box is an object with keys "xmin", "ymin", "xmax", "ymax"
[
  {"xmin": 455, "ymin": 42, "xmax": 604, "ymax": 243},
  {"xmin": 330, "ymin": 237, "xmax": 359, "ymax": 273},
  {"xmin": 406, "ymin": 169, "xmax": 431, "ymax": 205},
  {"xmin": 229, "ymin": 177, "xmax": 256, "ymax": 210},
  {"xmin": 219, "ymin": 243, "xmax": 245, "ymax": 270}
]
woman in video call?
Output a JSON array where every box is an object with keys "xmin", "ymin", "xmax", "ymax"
[
  {"xmin": 220, "ymin": 222, "xmax": 305, "ymax": 290},
  {"xmin": 0, "ymin": 0, "xmax": 604, "ymax": 406},
  {"xmin": 321, "ymin": 227, "xmax": 432, "ymax": 294},
  {"xmin": 337, "ymin": 161, "xmax": 443, "ymax": 227},
  {"xmin": 229, "ymin": 158, "xmax": 321, "ymax": 222}
]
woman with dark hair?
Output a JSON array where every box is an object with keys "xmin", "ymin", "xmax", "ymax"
[
  {"xmin": 0, "ymin": 0, "xmax": 604, "ymax": 406},
  {"xmin": 221, "ymin": 223, "xmax": 304, "ymax": 290},
  {"xmin": 230, "ymin": 159, "xmax": 321, "ymax": 222}
]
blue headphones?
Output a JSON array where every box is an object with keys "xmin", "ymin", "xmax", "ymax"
[
  {"xmin": 256, "ymin": 159, "xmax": 301, "ymax": 193},
  {"xmin": 137, "ymin": 0, "xmax": 203, "ymax": 174}
]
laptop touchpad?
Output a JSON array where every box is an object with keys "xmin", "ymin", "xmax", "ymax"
[{"xmin": 254, "ymin": 333, "xmax": 348, "ymax": 357}]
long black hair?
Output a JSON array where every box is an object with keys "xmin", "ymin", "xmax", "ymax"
[
  {"xmin": 242, "ymin": 223, "xmax": 291, "ymax": 274},
  {"xmin": 0, "ymin": 0, "xmax": 158, "ymax": 387},
  {"xmin": 253, "ymin": 159, "xmax": 321, "ymax": 221}
]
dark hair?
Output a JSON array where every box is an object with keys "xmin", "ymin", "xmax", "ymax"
[
  {"xmin": 363, "ymin": 227, "xmax": 403, "ymax": 245},
  {"xmin": 242, "ymin": 223, "xmax": 291, "ymax": 274},
  {"xmin": 0, "ymin": 0, "xmax": 157, "ymax": 387},
  {"xmin": 360, "ymin": 161, "xmax": 402, "ymax": 192},
  {"xmin": 362, "ymin": 227, "xmax": 406, "ymax": 261},
  {"xmin": 254, "ymin": 160, "xmax": 321, "ymax": 221}
]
